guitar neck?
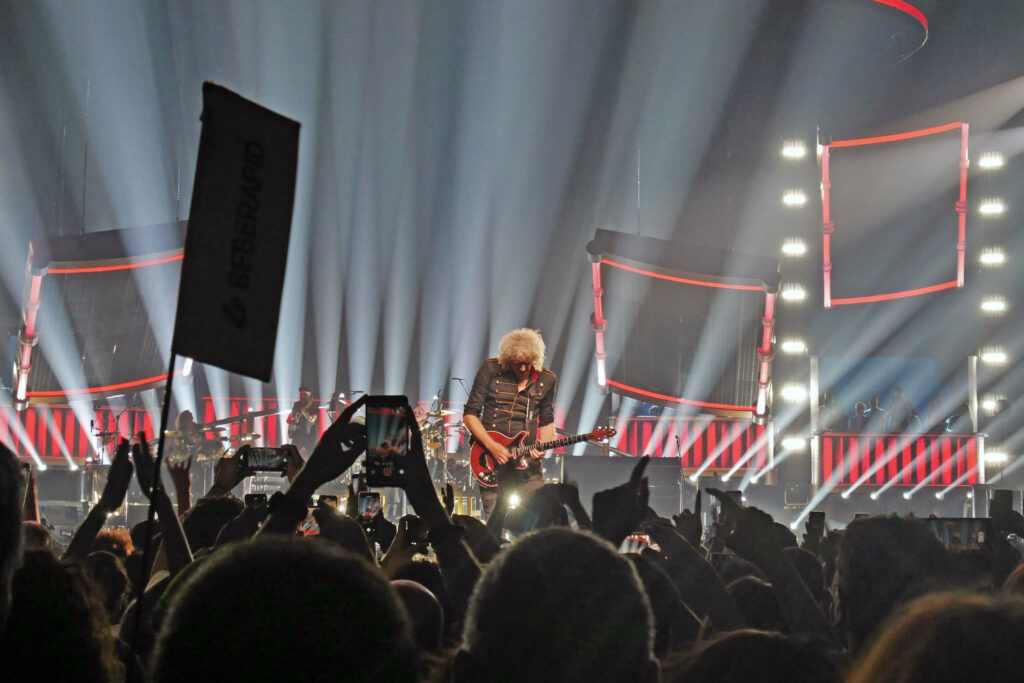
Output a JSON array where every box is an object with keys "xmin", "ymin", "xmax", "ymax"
[{"xmin": 511, "ymin": 432, "xmax": 597, "ymax": 458}]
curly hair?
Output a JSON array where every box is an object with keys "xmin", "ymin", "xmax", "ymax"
[{"xmin": 497, "ymin": 328, "xmax": 546, "ymax": 372}]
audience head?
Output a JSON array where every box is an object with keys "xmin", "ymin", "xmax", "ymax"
[
  {"xmin": 0, "ymin": 444, "xmax": 25, "ymax": 631},
  {"xmin": 663, "ymin": 630, "xmax": 836, "ymax": 683},
  {"xmin": 85, "ymin": 550, "xmax": 129, "ymax": 621},
  {"xmin": 847, "ymin": 592, "xmax": 1024, "ymax": 683},
  {"xmin": 152, "ymin": 537, "xmax": 417, "ymax": 681},
  {"xmin": 456, "ymin": 527, "xmax": 657, "ymax": 682},
  {"xmin": 628, "ymin": 553, "xmax": 701, "ymax": 657},
  {"xmin": 784, "ymin": 546, "xmax": 826, "ymax": 605},
  {"xmin": 856, "ymin": 401, "xmax": 867, "ymax": 417},
  {"xmin": 837, "ymin": 516, "xmax": 947, "ymax": 652},
  {"xmin": 391, "ymin": 579, "xmax": 444, "ymax": 653},
  {"xmin": 180, "ymin": 495, "xmax": 244, "ymax": 551},
  {"xmin": 0, "ymin": 550, "xmax": 122, "ymax": 682},
  {"xmin": 91, "ymin": 527, "xmax": 133, "ymax": 558},
  {"xmin": 727, "ymin": 576, "xmax": 788, "ymax": 633},
  {"xmin": 22, "ymin": 520, "xmax": 52, "ymax": 551}
]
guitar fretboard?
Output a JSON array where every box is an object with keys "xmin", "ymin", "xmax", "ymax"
[{"xmin": 509, "ymin": 432, "xmax": 601, "ymax": 459}]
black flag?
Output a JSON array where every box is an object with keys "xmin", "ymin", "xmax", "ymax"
[{"xmin": 172, "ymin": 83, "xmax": 300, "ymax": 381}]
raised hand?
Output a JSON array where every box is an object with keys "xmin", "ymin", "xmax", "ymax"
[
  {"xmin": 281, "ymin": 444, "xmax": 305, "ymax": 483},
  {"xmin": 210, "ymin": 446, "xmax": 253, "ymax": 496},
  {"xmin": 295, "ymin": 395, "xmax": 367, "ymax": 492},
  {"xmin": 99, "ymin": 439, "xmax": 134, "ymax": 512},
  {"xmin": 592, "ymin": 456, "xmax": 650, "ymax": 547}
]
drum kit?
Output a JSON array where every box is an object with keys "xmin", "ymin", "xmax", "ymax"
[{"xmin": 414, "ymin": 406, "xmax": 474, "ymax": 495}]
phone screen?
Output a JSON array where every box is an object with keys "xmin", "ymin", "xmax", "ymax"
[
  {"xmin": 243, "ymin": 447, "xmax": 288, "ymax": 472},
  {"xmin": 358, "ymin": 491, "xmax": 382, "ymax": 519},
  {"xmin": 365, "ymin": 396, "xmax": 410, "ymax": 487},
  {"xmin": 927, "ymin": 517, "xmax": 993, "ymax": 552}
]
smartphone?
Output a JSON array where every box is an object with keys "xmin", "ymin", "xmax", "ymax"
[
  {"xmin": 364, "ymin": 395, "xmax": 411, "ymax": 487},
  {"xmin": 240, "ymin": 447, "xmax": 288, "ymax": 473},
  {"xmin": 926, "ymin": 517, "xmax": 993, "ymax": 552},
  {"xmin": 990, "ymin": 489, "xmax": 1013, "ymax": 519},
  {"xmin": 403, "ymin": 515, "xmax": 429, "ymax": 546},
  {"xmin": 807, "ymin": 511, "xmax": 826, "ymax": 536},
  {"xmin": 317, "ymin": 495, "xmax": 339, "ymax": 509},
  {"xmin": 358, "ymin": 491, "xmax": 382, "ymax": 519},
  {"xmin": 244, "ymin": 493, "xmax": 268, "ymax": 507}
]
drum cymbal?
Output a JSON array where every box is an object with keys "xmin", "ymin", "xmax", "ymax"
[
  {"xmin": 425, "ymin": 409, "xmax": 456, "ymax": 418},
  {"xmin": 162, "ymin": 430, "xmax": 182, "ymax": 438},
  {"xmin": 229, "ymin": 433, "xmax": 261, "ymax": 443}
]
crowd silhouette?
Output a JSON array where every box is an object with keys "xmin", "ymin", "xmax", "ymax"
[{"xmin": 3, "ymin": 394, "xmax": 1024, "ymax": 681}]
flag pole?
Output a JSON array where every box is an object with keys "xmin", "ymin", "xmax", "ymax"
[{"xmin": 130, "ymin": 348, "xmax": 178, "ymax": 645}]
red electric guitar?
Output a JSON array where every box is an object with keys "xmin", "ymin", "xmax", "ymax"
[{"xmin": 470, "ymin": 427, "xmax": 617, "ymax": 487}]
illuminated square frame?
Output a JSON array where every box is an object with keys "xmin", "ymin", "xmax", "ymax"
[{"xmin": 820, "ymin": 121, "xmax": 969, "ymax": 307}]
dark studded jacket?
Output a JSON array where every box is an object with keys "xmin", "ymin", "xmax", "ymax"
[{"xmin": 464, "ymin": 358, "xmax": 557, "ymax": 476}]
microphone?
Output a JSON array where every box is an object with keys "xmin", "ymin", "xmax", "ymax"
[{"xmin": 451, "ymin": 377, "xmax": 464, "ymax": 381}]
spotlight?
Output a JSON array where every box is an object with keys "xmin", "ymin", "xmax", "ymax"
[
  {"xmin": 508, "ymin": 492, "xmax": 521, "ymax": 509},
  {"xmin": 982, "ymin": 395, "xmax": 1005, "ymax": 414},
  {"xmin": 935, "ymin": 492, "xmax": 943, "ymax": 500},
  {"xmin": 979, "ymin": 199, "xmax": 1006, "ymax": 215},
  {"xmin": 985, "ymin": 451, "xmax": 1008, "ymax": 465},
  {"xmin": 689, "ymin": 474, "xmax": 698, "ymax": 482},
  {"xmin": 980, "ymin": 247, "xmax": 1006, "ymax": 266},
  {"xmin": 966, "ymin": 491, "xmax": 973, "ymax": 499},
  {"xmin": 841, "ymin": 491, "xmax": 850, "ymax": 500},
  {"xmin": 781, "ymin": 436, "xmax": 806, "ymax": 451},
  {"xmin": 182, "ymin": 357, "xmax": 194, "ymax": 377},
  {"xmin": 781, "ymin": 239, "xmax": 807, "ymax": 256},
  {"xmin": 870, "ymin": 492, "xmax": 879, "ymax": 501},
  {"xmin": 978, "ymin": 152, "xmax": 1004, "ymax": 169},
  {"xmin": 780, "ymin": 383, "xmax": 807, "ymax": 403},
  {"xmin": 902, "ymin": 491, "xmax": 912, "ymax": 500},
  {"xmin": 780, "ymin": 339, "xmax": 806, "ymax": 355},
  {"xmin": 69, "ymin": 463, "xmax": 79, "ymax": 472},
  {"xmin": 981, "ymin": 297, "xmax": 1007, "ymax": 313},
  {"xmin": 741, "ymin": 496, "xmax": 747, "ymax": 503},
  {"xmin": 721, "ymin": 474, "xmax": 731, "ymax": 482},
  {"xmin": 981, "ymin": 347, "xmax": 1007, "ymax": 365},
  {"xmin": 789, "ymin": 521, "xmax": 799, "ymax": 530},
  {"xmin": 781, "ymin": 140, "xmax": 807, "ymax": 159},
  {"xmin": 782, "ymin": 190, "xmax": 807, "ymax": 207},
  {"xmin": 780, "ymin": 283, "xmax": 807, "ymax": 301}
]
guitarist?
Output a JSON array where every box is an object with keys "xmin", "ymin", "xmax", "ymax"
[
  {"xmin": 287, "ymin": 385, "xmax": 319, "ymax": 454},
  {"xmin": 463, "ymin": 328, "xmax": 557, "ymax": 519}
]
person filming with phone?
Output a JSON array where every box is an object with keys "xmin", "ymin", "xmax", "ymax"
[{"xmin": 462, "ymin": 328, "xmax": 557, "ymax": 519}]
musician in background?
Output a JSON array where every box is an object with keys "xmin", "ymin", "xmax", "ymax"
[
  {"xmin": 463, "ymin": 328, "xmax": 557, "ymax": 518},
  {"xmin": 287, "ymin": 385, "xmax": 319, "ymax": 454}
]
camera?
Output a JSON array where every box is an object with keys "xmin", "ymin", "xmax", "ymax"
[{"xmin": 364, "ymin": 395, "xmax": 411, "ymax": 487}]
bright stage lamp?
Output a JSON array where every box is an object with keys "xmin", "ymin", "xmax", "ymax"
[
  {"xmin": 981, "ymin": 348, "xmax": 1007, "ymax": 365},
  {"xmin": 986, "ymin": 452, "xmax": 1008, "ymax": 465},
  {"xmin": 979, "ymin": 199, "xmax": 1006, "ymax": 215},
  {"xmin": 782, "ymin": 190, "xmax": 807, "ymax": 207},
  {"xmin": 781, "ymin": 239, "xmax": 807, "ymax": 256},
  {"xmin": 780, "ymin": 339, "xmax": 806, "ymax": 354},
  {"xmin": 781, "ymin": 436, "xmax": 806, "ymax": 451},
  {"xmin": 981, "ymin": 297, "xmax": 1007, "ymax": 313},
  {"xmin": 978, "ymin": 152, "xmax": 1004, "ymax": 169},
  {"xmin": 980, "ymin": 247, "xmax": 1006, "ymax": 266},
  {"xmin": 780, "ymin": 383, "xmax": 807, "ymax": 402},
  {"xmin": 903, "ymin": 491, "xmax": 912, "ymax": 500},
  {"xmin": 781, "ymin": 140, "xmax": 807, "ymax": 159},
  {"xmin": 870, "ymin": 492, "xmax": 879, "ymax": 501},
  {"xmin": 508, "ymin": 492, "xmax": 521, "ymax": 509},
  {"xmin": 780, "ymin": 283, "xmax": 806, "ymax": 301}
]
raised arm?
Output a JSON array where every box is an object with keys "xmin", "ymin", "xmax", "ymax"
[{"xmin": 64, "ymin": 439, "xmax": 133, "ymax": 560}]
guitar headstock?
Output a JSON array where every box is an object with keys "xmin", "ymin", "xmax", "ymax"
[{"xmin": 590, "ymin": 427, "xmax": 617, "ymax": 441}]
